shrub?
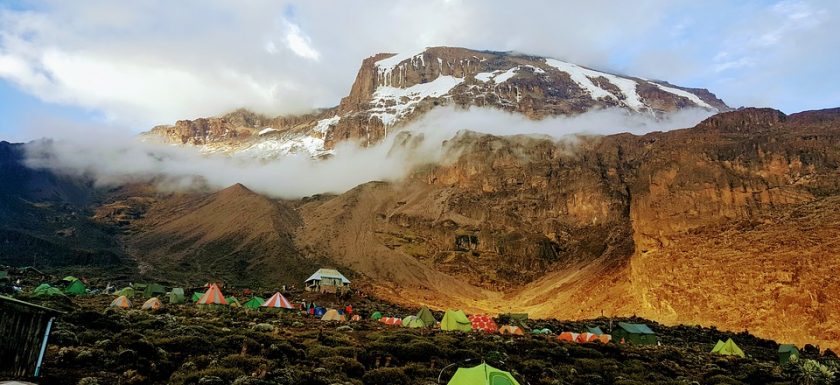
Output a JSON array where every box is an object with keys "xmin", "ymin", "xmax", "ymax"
[
  {"xmin": 221, "ymin": 354, "xmax": 268, "ymax": 374},
  {"xmin": 266, "ymin": 341, "xmax": 305, "ymax": 361},
  {"xmin": 362, "ymin": 367, "xmax": 409, "ymax": 385},
  {"xmin": 321, "ymin": 356, "xmax": 365, "ymax": 378},
  {"xmin": 154, "ymin": 335, "xmax": 213, "ymax": 356}
]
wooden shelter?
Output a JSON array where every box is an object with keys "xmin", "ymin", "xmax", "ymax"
[
  {"xmin": 0, "ymin": 295, "xmax": 62, "ymax": 379},
  {"xmin": 304, "ymin": 268, "xmax": 350, "ymax": 293}
]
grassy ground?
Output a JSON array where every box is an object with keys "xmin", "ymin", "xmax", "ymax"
[{"xmin": 11, "ymin": 292, "xmax": 837, "ymax": 385}]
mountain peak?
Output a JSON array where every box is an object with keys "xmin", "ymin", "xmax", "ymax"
[{"xmin": 144, "ymin": 46, "xmax": 729, "ymax": 158}]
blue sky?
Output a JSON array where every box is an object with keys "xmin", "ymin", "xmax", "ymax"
[{"xmin": 1, "ymin": 0, "xmax": 838, "ymax": 141}]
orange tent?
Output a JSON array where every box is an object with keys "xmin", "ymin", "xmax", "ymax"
[
  {"xmin": 110, "ymin": 295, "xmax": 132, "ymax": 309},
  {"xmin": 499, "ymin": 325, "xmax": 524, "ymax": 335},
  {"xmin": 598, "ymin": 334, "xmax": 612, "ymax": 344},
  {"xmin": 262, "ymin": 292, "xmax": 294, "ymax": 309},
  {"xmin": 577, "ymin": 332, "xmax": 599, "ymax": 343},
  {"xmin": 558, "ymin": 332, "xmax": 579, "ymax": 342},
  {"xmin": 351, "ymin": 314, "xmax": 361, "ymax": 321},
  {"xmin": 196, "ymin": 283, "xmax": 228, "ymax": 306},
  {"xmin": 381, "ymin": 316, "xmax": 402, "ymax": 326},
  {"xmin": 141, "ymin": 297, "xmax": 163, "ymax": 310}
]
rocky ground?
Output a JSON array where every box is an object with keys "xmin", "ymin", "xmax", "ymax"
[{"xmin": 13, "ymin": 291, "xmax": 839, "ymax": 385}]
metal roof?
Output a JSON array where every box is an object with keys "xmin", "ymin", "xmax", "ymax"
[
  {"xmin": 617, "ymin": 322, "xmax": 655, "ymax": 334},
  {"xmin": 305, "ymin": 268, "xmax": 350, "ymax": 284},
  {"xmin": 0, "ymin": 295, "xmax": 64, "ymax": 314}
]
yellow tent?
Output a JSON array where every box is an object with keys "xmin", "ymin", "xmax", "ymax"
[
  {"xmin": 110, "ymin": 295, "xmax": 132, "ymax": 309},
  {"xmin": 141, "ymin": 297, "xmax": 163, "ymax": 310},
  {"xmin": 321, "ymin": 308, "xmax": 346, "ymax": 321},
  {"xmin": 711, "ymin": 338, "xmax": 745, "ymax": 358}
]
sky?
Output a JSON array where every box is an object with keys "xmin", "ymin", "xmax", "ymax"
[{"xmin": 1, "ymin": 0, "xmax": 839, "ymax": 141}]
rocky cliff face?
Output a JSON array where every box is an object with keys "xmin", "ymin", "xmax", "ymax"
[
  {"xmin": 143, "ymin": 46, "xmax": 728, "ymax": 156},
  {"xmin": 287, "ymin": 107, "xmax": 840, "ymax": 351}
]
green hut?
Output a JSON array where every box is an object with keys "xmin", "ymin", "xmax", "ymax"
[
  {"xmin": 612, "ymin": 322, "xmax": 656, "ymax": 345},
  {"xmin": 779, "ymin": 344, "xmax": 800, "ymax": 364}
]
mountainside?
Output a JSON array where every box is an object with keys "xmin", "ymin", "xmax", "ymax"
[
  {"xmin": 100, "ymin": 183, "xmax": 320, "ymax": 287},
  {"xmin": 144, "ymin": 46, "xmax": 728, "ymax": 158},
  {"xmin": 8, "ymin": 107, "xmax": 834, "ymax": 350}
]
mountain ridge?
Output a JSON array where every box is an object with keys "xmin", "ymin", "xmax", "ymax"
[{"xmin": 144, "ymin": 46, "xmax": 729, "ymax": 158}]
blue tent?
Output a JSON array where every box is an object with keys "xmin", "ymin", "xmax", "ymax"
[{"xmin": 314, "ymin": 307, "xmax": 326, "ymax": 317}]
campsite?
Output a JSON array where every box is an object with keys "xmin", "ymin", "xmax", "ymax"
[{"xmin": 2, "ymin": 268, "xmax": 839, "ymax": 385}]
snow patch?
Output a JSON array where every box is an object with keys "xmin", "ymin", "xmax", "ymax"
[
  {"xmin": 375, "ymin": 49, "xmax": 426, "ymax": 86},
  {"xmin": 545, "ymin": 59, "xmax": 614, "ymax": 100},
  {"xmin": 492, "ymin": 67, "xmax": 519, "ymax": 83},
  {"xmin": 239, "ymin": 132, "xmax": 331, "ymax": 159},
  {"xmin": 258, "ymin": 128, "xmax": 278, "ymax": 136},
  {"xmin": 369, "ymin": 75, "xmax": 464, "ymax": 126},
  {"xmin": 650, "ymin": 83, "xmax": 715, "ymax": 109},
  {"xmin": 313, "ymin": 116, "xmax": 340, "ymax": 133}
]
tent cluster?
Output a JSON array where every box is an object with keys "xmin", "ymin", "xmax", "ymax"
[{"xmin": 557, "ymin": 327, "xmax": 613, "ymax": 344}]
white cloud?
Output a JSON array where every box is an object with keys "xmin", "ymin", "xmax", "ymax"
[
  {"xmin": 22, "ymin": 106, "xmax": 712, "ymax": 198},
  {"xmin": 283, "ymin": 21, "xmax": 320, "ymax": 60},
  {"xmin": 0, "ymin": 0, "xmax": 838, "ymax": 132}
]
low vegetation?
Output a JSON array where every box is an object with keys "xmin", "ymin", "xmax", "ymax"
[{"xmin": 17, "ymin": 295, "xmax": 839, "ymax": 385}]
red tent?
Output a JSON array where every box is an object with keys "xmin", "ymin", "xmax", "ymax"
[
  {"xmin": 468, "ymin": 314, "xmax": 497, "ymax": 333},
  {"xmin": 262, "ymin": 292, "xmax": 294, "ymax": 309},
  {"xmin": 196, "ymin": 284, "xmax": 228, "ymax": 305},
  {"xmin": 558, "ymin": 332, "xmax": 579, "ymax": 342}
]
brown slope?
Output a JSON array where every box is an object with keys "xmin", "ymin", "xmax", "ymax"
[
  {"xmin": 294, "ymin": 108, "xmax": 840, "ymax": 350},
  {"xmin": 125, "ymin": 183, "xmax": 317, "ymax": 286}
]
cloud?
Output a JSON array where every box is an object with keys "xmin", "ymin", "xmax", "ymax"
[
  {"xmin": 1, "ymin": 0, "xmax": 837, "ymax": 133},
  {"xmin": 283, "ymin": 21, "xmax": 320, "ymax": 60},
  {"xmin": 22, "ymin": 106, "xmax": 712, "ymax": 198}
]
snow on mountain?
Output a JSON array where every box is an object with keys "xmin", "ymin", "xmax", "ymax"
[
  {"xmin": 369, "ymin": 75, "xmax": 464, "ymax": 126},
  {"xmin": 144, "ymin": 47, "xmax": 728, "ymax": 160}
]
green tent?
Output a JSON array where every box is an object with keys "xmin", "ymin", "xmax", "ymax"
[
  {"xmin": 612, "ymin": 322, "xmax": 657, "ymax": 345},
  {"xmin": 64, "ymin": 280, "xmax": 86, "ymax": 295},
  {"xmin": 33, "ymin": 283, "xmax": 64, "ymax": 297},
  {"xmin": 62, "ymin": 276, "xmax": 79, "ymax": 282},
  {"xmin": 447, "ymin": 363, "xmax": 521, "ymax": 385},
  {"xmin": 441, "ymin": 309, "xmax": 472, "ymax": 332},
  {"xmin": 779, "ymin": 344, "xmax": 800, "ymax": 364},
  {"xmin": 530, "ymin": 328, "xmax": 552, "ymax": 335},
  {"xmin": 402, "ymin": 315, "xmax": 425, "ymax": 328},
  {"xmin": 711, "ymin": 338, "xmax": 745, "ymax": 358},
  {"xmin": 243, "ymin": 297, "xmax": 265, "ymax": 309},
  {"xmin": 168, "ymin": 288, "xmax": 185, "ymax": 304},
  {"xmin": 226, "ymin": 296, "xmax": 241, "ymax": 307},
  {"xmin": 416, "ymin": 306, "xmax": 437, "ymax": 327},
  {"xmin": 191, "ymin": 292, "xmax": 203, "ymax": 302},
  {"xmin": 116, "ymin": 287, "xmax": 136, "ymax": 298},
  {"xmin": 371, "ymin": 311, "xmax": 383, "ymax": 320},
  {"xmin": 143, "ymin": 283, "xmax": 166, "ymax": 298},
  {"xmin": 587, "ymin": 326, "xmax": 604, "ymax": 335}
]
